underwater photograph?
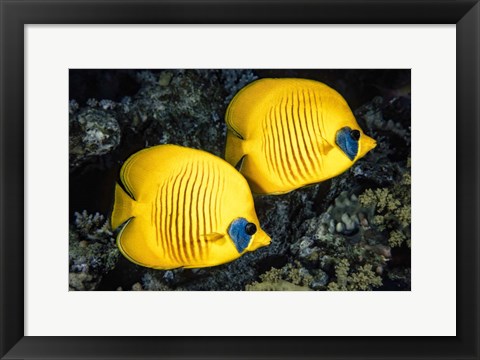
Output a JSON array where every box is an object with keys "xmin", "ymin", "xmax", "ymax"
[{"xmin": 69, "ymin": 69, "xmax": 411, "ymax": 291}]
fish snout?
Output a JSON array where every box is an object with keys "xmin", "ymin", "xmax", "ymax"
[
  {"xmin": 358, "ymin": 134, "xmax": 377, "ymax": 158},
  {"xmin": 249, "ymin": 229, "xmax": 271, "ymax": 251}
]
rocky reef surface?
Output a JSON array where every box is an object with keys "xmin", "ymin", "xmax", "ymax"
[{"xmin": 69, "ymin": 69, "xmax": 410, "ymax": 291}]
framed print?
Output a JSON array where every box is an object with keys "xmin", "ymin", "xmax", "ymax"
[
  {"xmin": 67, "ymin": 67, "xmax": 411, "ymax": 293},
  {"xmin": 1, "ymin": 0, "xmax": 479, "ymax": 359}
]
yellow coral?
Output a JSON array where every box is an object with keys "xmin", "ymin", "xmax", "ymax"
[
  {"xmin": 246, "ymin": 280, "xmax": 311, "ymax": 291},
  {"xmin": 358, "ymin": 160, "xmax": 411, "ymax": 250},
  {"xmin": 245, "ymin": 261, "xmax": 316, "ymax": 290},
  {"xmin": 372, "ymin": 215, "xmax": 386, "ymax": 231},
  {"xmin": 401, "ymin": 172, "xmax": 411, "ymax": 186},
  {"xmin": 359, "ymin": 188, "xmax": 376, "ymax": 208},
  {"xmin": 327, "ymin": 282, "xmax": 341, "ymax": 291},
  {"xmin": 388, "ymin": 229, "xmax": 406, "ymax": 247},
  {"xmin": 255, "ymin": 262, "xmax": 314, "ymax": 287},
  {"xmin": 334, "ymin": 258, "xmax": 350, "ymax": 288},
  {"xmin": 375, "ymin": 188, "xmax": 390, "ymax": 212},
  {"xmin": 258, "ymin": 267, "xmax": 282, "ymax": 283},
  {"xmin": 349, "ymin": 264, "xmax": 382, "ymax": 290},
  {"xmin": 386, "ymin": 196, "xmax": 401, "ymax": 212},
  {"xmin": 360, "ymin": 188, "xmax": 400, "ymax": 213},
  {"xmin": 395, "ymin": 205, "xmax": 411, "ymax": 225},
  {"xmin": 327, "ymin": 260, "xmax": 382, "ymax": 291}
]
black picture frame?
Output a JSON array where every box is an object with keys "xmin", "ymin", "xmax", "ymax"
[{"xmin": 1, "ymin": 1, "xmax": 478, "ymax": 359}]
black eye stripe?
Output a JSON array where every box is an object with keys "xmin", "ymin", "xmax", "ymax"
[
  {"xmin": 350, "ymin": 130, "xmax": 360, "ymax": 140},
  {"xmin": 245, "ymin": 222, "xmax": 257, "ymax": 235}
]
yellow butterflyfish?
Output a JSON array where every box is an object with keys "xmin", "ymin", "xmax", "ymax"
[
  {"xmin": 225, "ymin": 78, "xmax": 377, "ymax": 194},
  {"xmin": 111, "ymin": 145, "xmax": 270, "ymax": 270}
]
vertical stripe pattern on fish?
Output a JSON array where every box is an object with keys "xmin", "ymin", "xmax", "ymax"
[
  {"xmin": 111, "ymin": 145, "xmax": 270, "ymax": 270},
  {"xmin": 225, "ymin": 78, "xmax": 377, "ymax": 194}
]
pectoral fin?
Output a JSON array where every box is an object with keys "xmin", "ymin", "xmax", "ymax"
[
  {"xmin": 322, "ymin": 142, "xmax": 334, "ymax": 155},
  {"xmin": 319, "ymin": 135, "xmax": 334, "ymax": 155},
  {"xmin": 201, "ymin": 233, "xmax": 225, "ymax": 242}
]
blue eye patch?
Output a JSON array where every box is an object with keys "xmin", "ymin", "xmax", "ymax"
[
  {"xmin": 228, "ymin": 218, "xmax": 254, "ymax": 253},
  {"xmin": 336, "ymin": 127, "xmax": 359, "ymax": 161}
]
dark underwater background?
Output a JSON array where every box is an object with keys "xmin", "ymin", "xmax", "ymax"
[{"xmin": 69, "ymin": 69, "xmax": 411, "ymax": 291}]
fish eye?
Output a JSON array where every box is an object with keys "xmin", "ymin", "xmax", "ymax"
[
  {"xmin": 350, "ymin": 129, "xmax": 360, "ymax": 141},
  {"xmin": 245, "ymin": 222, "xmax": 257, "ymax": 235}
]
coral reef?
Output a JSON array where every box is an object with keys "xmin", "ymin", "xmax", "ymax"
[
  {"xmin": 245, "ymin": 262, "xmax": 316, "ymax": 291},
  {"xmin": 358, "ymin": 162, "xmax": 411, "ymax": 248},
  {"xmin": 246, "ymin": 280, "xmax": 311, "ymax": 291},
  {"xmin": 69, "ymin": 211, "xmax": 119, "ymax": 290},
  {"xmin": 69, "ymin": 69, "xmax": 411, "ymax": 291},
  {"xmin": 245, "ymin": 90, "xmax": 411, "ymax": 291},
  {"xmin": 220, "ymin": 70, "xmax": 258, "ymax": 104},
  {"xmin": 68, "ymin": 69, "xmax": 259, "ymax": 174},
  {"xmin": 327, "ymin": 260, "xmax": 382, "ymax": 291},
  {"xmin": 69, "ymin": 108, "xmax": 121, "ymax": 170},
  {"xmin": 265, "ymin": 189, "xmax": 390, "ymax": 291}
]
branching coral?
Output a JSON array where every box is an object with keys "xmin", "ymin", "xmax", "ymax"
[
  {"xmin": 245, "ymin": 262, "xmax": 314, "ymax": 291},
  {"xmin": 358, "ymin": 158, "xmax": 411, "ymax": 248},
  {"xmin": 69, "ymin": 211, "xmax": 119, "ymax": 290},
  {"xmin": 246, "ymin": 280, "xmax": 311, "ymax": 291},
  {"xmin": 327, "ymin": 259, "xmax": 382, "ymax": 291},
  {"xmin": 69, "ymin": 108, "xmax": 121, "ymax": 170},
  {"xmin": 73, "ymin": 210, "xmax": 113, "ymax": 242}
]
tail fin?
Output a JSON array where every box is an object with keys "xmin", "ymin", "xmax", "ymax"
[
  {"xmin": 111, "ymin": 183, "xmax": 136, "ymax": 229},
  {"xmin": 225, "ymin": 129, "xmax": 246, "ymax": 169}
]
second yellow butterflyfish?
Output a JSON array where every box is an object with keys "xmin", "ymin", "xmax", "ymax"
[
  {"xmin": 111, "ymin": 145, "xmax": 271, "ymax": 270},
  {"xmin": 225, "ymin": 78, "xmax": 377, "ymax": 194}
]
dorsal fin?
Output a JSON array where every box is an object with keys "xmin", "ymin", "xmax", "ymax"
[
  {"xmin": 117, "ymin": 174, "xmax": 136, "ymax": 200},
  {"xmin": 228, "ymin": 126, "xmax": 244, "ymax": 140}
]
